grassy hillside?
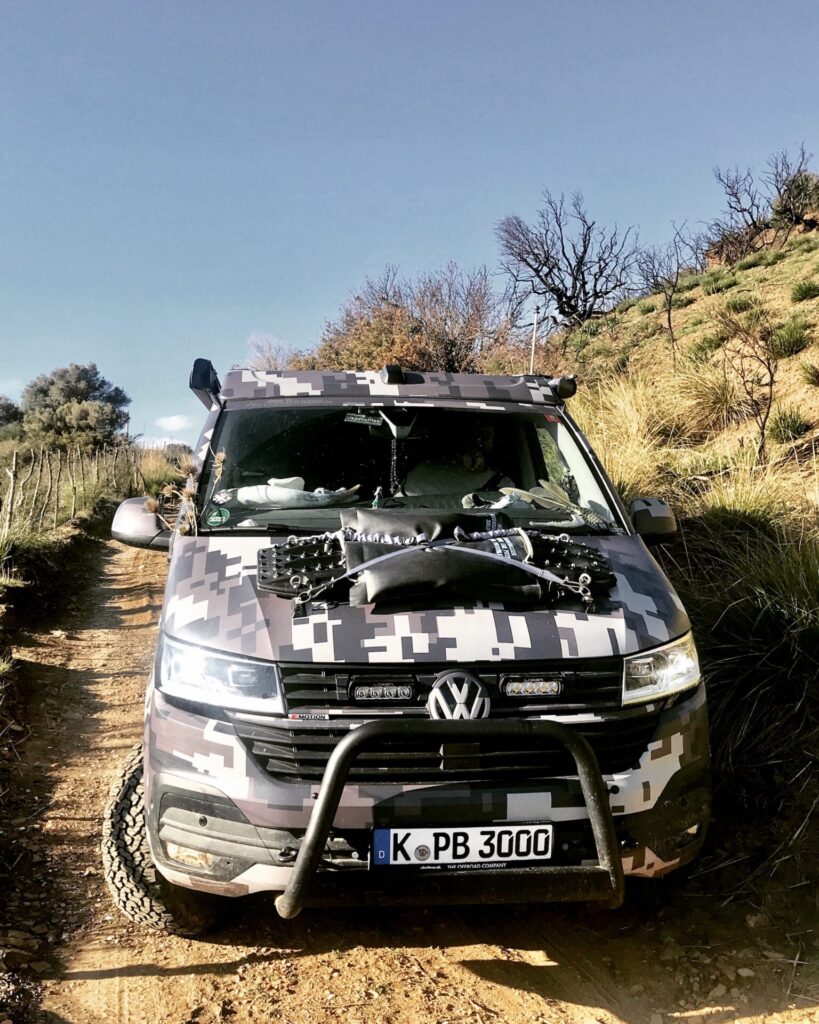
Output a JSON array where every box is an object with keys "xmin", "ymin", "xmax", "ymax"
[
  {"xmin": 550, "ymin": 234, "xmax": 819, "ymax": 788},
  {"xmin": 568, "ymin": 233, "xmax": 819, "ymax": 442}
]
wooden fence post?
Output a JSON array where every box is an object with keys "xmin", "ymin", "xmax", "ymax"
[
  {"xmin": 67, "ymin": 447, "xmax": 78, "ymax": 520},
  {"xmin": 38, "ymin": 452, "xmax": 53, "ymax": 531},
  {"xmin": 77, "ymin": 445, "xmax": 86, "ymax": 508},
  {"xmin": 28, "ymin": 446, "xmax": 44, "ymax": 525},
  {"xmin": 53, "ymin": 449, "xmax": 63, "ymax": 529},
  {"xmin": 2, "ymin": 450, "xmax": 18, "ymax": 538}
]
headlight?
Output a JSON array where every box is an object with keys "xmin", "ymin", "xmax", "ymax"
[
  {"xmin": 158, "ymin": 634, "xmax": 283, "ymax": 714},
  {"xmin": 622, "ymin": 633, "xmax": 700, "ymax": 706}
]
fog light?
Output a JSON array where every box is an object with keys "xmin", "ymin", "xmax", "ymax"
[
  {"xmin": 164, "ymin": 842, "xmax": 220, "ymax": 870},
  {"xmin": 504, "ymin": 677, "xmax": 562, "ymax": 697},
  {"xmin": 352, "ymin": 684, "xmax": 413, "ymax": 701}
]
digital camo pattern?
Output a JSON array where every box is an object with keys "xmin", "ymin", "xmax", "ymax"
[
  {"xmin": 144, "ymin": 684, "xmax": 708, "ymax": 894},
  {"xmin": 218, "ymin": 369, "xmax": 556, "ymax": 406},
  {"xmin": 161, "ymin": 532, "xmax": 689, "ymax": 662}
]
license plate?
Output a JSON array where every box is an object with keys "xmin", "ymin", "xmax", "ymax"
[{"xmin": 371, "ymin": 824, "xmax": 553, "ymax": 867}]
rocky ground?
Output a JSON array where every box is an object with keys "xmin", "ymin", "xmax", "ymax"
[{"xmin": 0, "ymin": 539, "xmax": 816, "ymax": 1024}]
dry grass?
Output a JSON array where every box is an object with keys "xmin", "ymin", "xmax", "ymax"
[
  {"xmin": 137, "ymin": 447, "xmax": 187, "ymax": 493},
  {"xmin": 574, "ymin": 350, "xmax": 819, "ymax": 776}
]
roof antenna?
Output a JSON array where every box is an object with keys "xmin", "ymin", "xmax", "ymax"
[{"xmin": 528, "ymin": 305, "xmax": 540, "ymax": 375}]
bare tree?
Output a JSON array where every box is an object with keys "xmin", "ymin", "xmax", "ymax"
[
  {"xmin": 766, "ymin": 143, "xmax": 819, "ymax": 231},
  {"xmin": 714, "ymin": 165, "xmax": 767, "ymax": 236},
  {"xmin": 405, "ymin": 263, "xmax": 520, "ymax": 371},
  {"xmin": 713, "ymin": 304, "xmax": 778, "ymax": 462},
  {"xmin": 636, "ymin": 225, "xmax": 703, "ymax": 365},
  {"xmin": 497, "ymin": 191, "xmax": 639, "ymax": 331},
  {"xmin": 287, "ymin": 263, "xmax": 520, "ymax": 373},
  {"xmin": 708, "ymin": 144, "xmax": 818, "ymax": 263},
  {"xmin": 242, "ymin": 334, "xmax": 294, "ymax": 370}
]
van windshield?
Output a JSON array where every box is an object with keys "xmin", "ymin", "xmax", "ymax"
[{"xmin": 198, "ymin": 405, "xmax": 619, "ymax": 532}]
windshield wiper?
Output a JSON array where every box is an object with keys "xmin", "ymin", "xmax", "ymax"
[{"xmin": 203, "ymin": 522, "xmax": 322, "ymax": 535}]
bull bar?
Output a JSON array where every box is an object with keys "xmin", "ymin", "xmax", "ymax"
[{"xmin": 274, "ymin": 718, "xmax": 625, "ymax": 919}]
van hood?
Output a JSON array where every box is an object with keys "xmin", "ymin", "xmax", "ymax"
[{"xmin": 161, "ymin": 533, "xmax": 689, "ymax": 664}]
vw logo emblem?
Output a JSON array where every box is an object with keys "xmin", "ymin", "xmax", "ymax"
[{"xmin": 427, "ymin": 671, "xmax": 491, "ymax": 720}]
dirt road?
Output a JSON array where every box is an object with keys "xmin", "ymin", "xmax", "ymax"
[{"xmin": 5, "ymin": 539, "xmax": 816, "ymax": 1024}]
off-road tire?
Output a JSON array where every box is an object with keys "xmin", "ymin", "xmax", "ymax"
[{"xmin": 101, "ymin": 743, "xmax": 223, "ymax": 936}]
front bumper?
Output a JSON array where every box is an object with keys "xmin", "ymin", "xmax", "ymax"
[{"xmin": 144, "ymin": 684, "xmax": 710, "ymax": 909}]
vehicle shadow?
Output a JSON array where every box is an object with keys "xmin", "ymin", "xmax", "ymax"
[{"xmin": 51, "ymin": 889, "xmax": 817, "ymax": 1024}]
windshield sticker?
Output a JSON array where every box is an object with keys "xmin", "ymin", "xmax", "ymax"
[
  {"xmin": 344, "ymin": 411, "xmax": 383, "ymax": 427},
  {"xmin": 206, "ymin": 507, "xmax": 231, "ymax": 526}
]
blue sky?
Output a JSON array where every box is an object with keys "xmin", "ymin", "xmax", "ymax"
[{"xmin": 0, "ymin": 1, "xmax": 816, "ymax": 446}]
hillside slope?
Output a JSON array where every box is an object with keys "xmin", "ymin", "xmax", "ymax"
[{"xmin": 565, "ymin": 232, "xmax": 819, "ymax": 459}]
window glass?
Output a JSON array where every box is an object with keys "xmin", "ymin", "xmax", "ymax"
[{"xmin": 199, "ymin": 405, "xmax": 617, "ymax": 531}]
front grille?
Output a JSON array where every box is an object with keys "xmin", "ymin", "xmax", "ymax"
[
  {"xmin": 232, "ymin": 711, "xmax": 659, "ymax": 784},
  {"xmin": 279, "ymin": 658, "xmax": 624, "ymax": 714}
]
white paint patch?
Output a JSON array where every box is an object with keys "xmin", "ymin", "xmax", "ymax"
[
  {"xmin": 165, "ymin": 592, "xmax": 209, "ymax": 629},
  {"xmin": 553, "ymin": 610, "xmax": 627, "ymax": 658}
]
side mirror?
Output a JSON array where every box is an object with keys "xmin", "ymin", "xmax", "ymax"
[
  {"xmin": 111, "ymin": 497, "xmax": 172, "ymax": 551},
  {"xmin": 631, "ymin": 497, "xmax": 677, "ymax": 544}
]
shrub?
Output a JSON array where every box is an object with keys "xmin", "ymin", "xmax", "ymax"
[
  {"xmin": 791, "ymin": 279, "xmax": 819, "ymax": 302},
  {"xmin": 763, "ymin": 249, "xmax": 788, "ymax": 266},
  {"xmin": 737, "ymin": 252, "xmax": 766, "ymax": 270},
  {"xmin": 683, "ymin": 363, "xmax": 740, "ymax": 429},
  {"xmin": 637, "ymin": 300, "xmax": 657, "ymax": 314},
  {"xmin": 616, "ymin": 296, "xmax": 640, "ymax": 313},
  {"xmin": 723, "ymin": 294, "xmax": 756, "ymax": 314},
  {"xmin": 568, "ymin": 332, "xmax": 589, "ymax": 355},
  {"xmin": 671, "ymin": 294, "xmax": 696, "ymax": 309},
  {"xmin": 799, "ymin": 360, "xmax": 819, "ymax": 386},
  {"xmin": 702, "ymin": 271, "xmax": 739, "ymax": 295},
  {"xmin": 677, "ymin": 274, "xmax": 702, "ymax": 292},
  {"xmin": 770, "ymin": 316, "xmax": 811, "ymax": 358},
  {"xmin": 689, "ymin": 331, "xmax": 728, "ymax": 362},
  {"xmin": 138, "ymin": 448, "xmax": 186, "ymax": 493},
  {"xmin": 673, "ymin": 516, "xmax": 819, "ymax": 769},
  {"xmin": 769, "ymin": 405, "xmax": 811, "ymax": 443},
  {"xmin": 611, "ymin": 351, "xmax": 630, "ymax": 374}
]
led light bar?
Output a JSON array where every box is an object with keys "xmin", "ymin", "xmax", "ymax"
[
  {"xmin": 351, "ymin": 684, "xmax": 414, "ymax": 702},
  {"xmin": 503, "ymin": 677, "xmax": 562, "ymax": 697}
]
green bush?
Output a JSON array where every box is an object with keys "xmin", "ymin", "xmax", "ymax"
[
  {"xmin": 791, "ymin": 279, "xmax": 819, "ymax": 302},
  {"xmin": 616, "ymin": 296, "xmax": 640, "ymax": 313},
  {"xmin": 677, "ymin": 274, "xmax": 702, "ymax": 292},
  {"xmin": 763, "ymin": 249, "xmax": 787, "ymax": 266},
  {"xmin": 671, "ymin": 294, "xmax": 696, "ymax": 309},
  {"xmin": 568, "ymin": 332, "xmax": 589, "ymax": 354},
  {"xmin": 702, "ymin": 270, "xmax": 739, "ymax": 295},
  {"xmin": 793, "ymin": 235, "xmax": 819, "ymax": 253},
  {"xmin": 723, "ymin": 294, "xmax": 755, "ymax": 314},
  {"xmin": 770, "ymin": 316, "xmax": 811, "ymax": 358},
  {"xmin": 737, "ymin": 252, "xmax": 766, "ymax": 270},
  {"xmin": 689, "ymin": 331, "xmax": 728, "ymax": 361},
  {"xmin": 637, "ymin": 300, "xmax": 657, "ymax": 314},
  {"xmin": 769, "ymin": 405, "xmax": 811, "ymax": 443},
  {"xmin": 799, "ymin": 360, "xmax": 819, "ymax": 386}
]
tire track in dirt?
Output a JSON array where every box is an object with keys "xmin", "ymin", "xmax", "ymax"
[{"xmin": 7, "ymin": 539, "xmax": 814, "ymax": 1024}]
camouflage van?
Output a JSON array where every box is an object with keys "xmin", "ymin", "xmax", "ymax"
[{"xmin": 103, "ymin": 361, "xmax": 710, "ymax": 935}]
